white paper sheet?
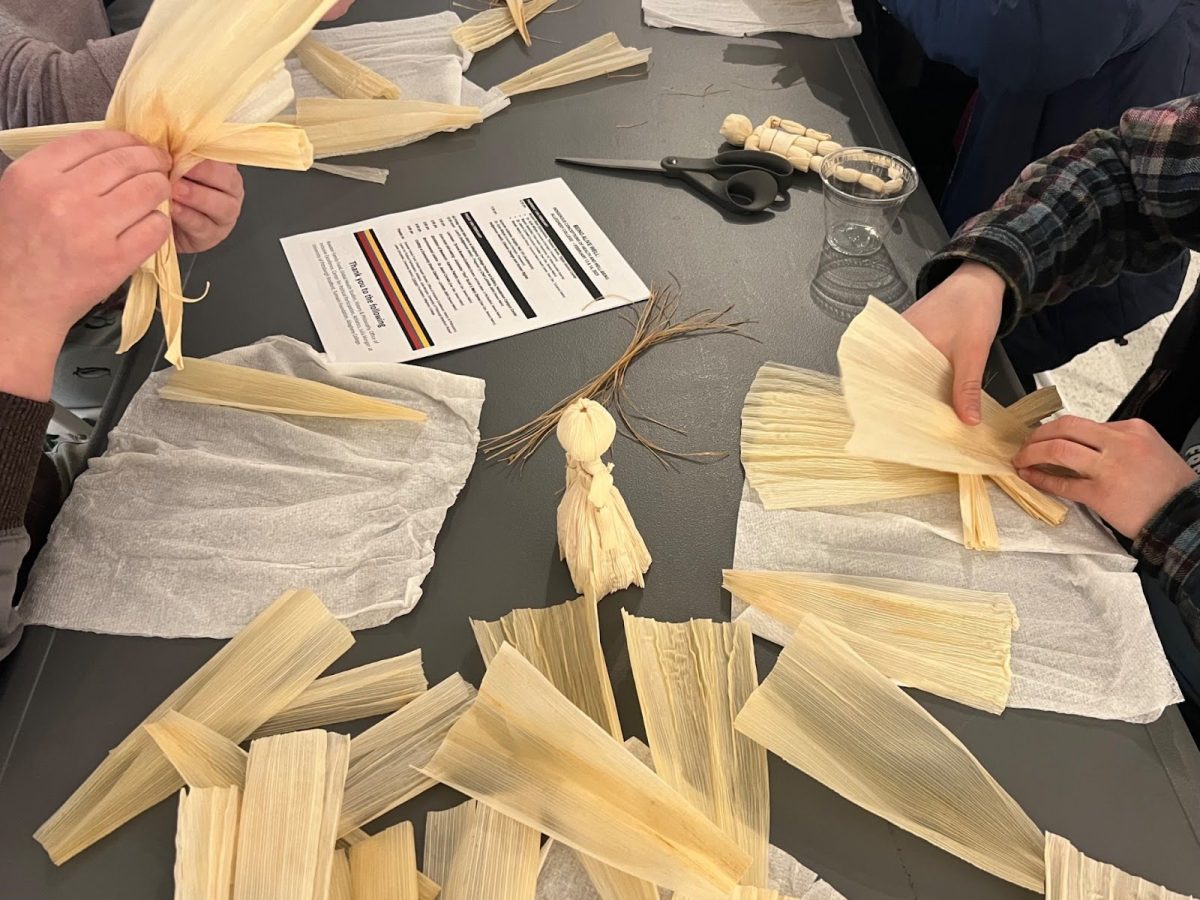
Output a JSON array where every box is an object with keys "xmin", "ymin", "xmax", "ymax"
[
  {"xmin": 282, "ymin": 178, "xmax": 650, "ymax": 363},
  {"xmin": 18, "ymin": 336, "xmax": 484, "ymax": 638},
  {"xmin": 642, "ymin": 0, "xmax": 860, "ymax": 39},
  {"xmin": 732, "ymin": 484, "xmax": 1184, "ymax": 723}
]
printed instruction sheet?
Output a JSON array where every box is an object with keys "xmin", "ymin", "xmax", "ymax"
[{"xmin": 281, "ymin": 179, "xmax": 650, "ymax": 362}]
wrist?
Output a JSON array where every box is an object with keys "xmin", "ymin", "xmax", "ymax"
[
  {"xmin": 955, "ymin": 261, "xmax": 1006, "ymax": 300},
  {"xmin": 0, "ymin": 313, "xmax": 67, "ymax": 402}
]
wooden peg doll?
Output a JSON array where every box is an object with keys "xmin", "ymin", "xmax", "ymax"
[
  {"xmin": 720, "ymin": 113, "xmax": 843, "ymax": 173},
  {"xmin": 556, "ymin": 398, "xmax": 651, "ymax": 604}
]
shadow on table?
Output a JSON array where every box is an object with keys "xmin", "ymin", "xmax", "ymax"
[{"xmin": 808, "ymin": 242, "xmax": 913, "ymax": 323}]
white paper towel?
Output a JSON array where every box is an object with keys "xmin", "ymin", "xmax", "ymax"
[
  {"xmin": 18, "ymin": 336, "xmax": 484, "ymax": 638},
  {"xmin": 535, "ymin": 738, "xmax": 845, "ymax": 899},
  {"xmin": 733, "ymin": 484, "xmax": 1184, "ymax": 723},
  {"xmin": 287, "ymin": 15, "xmax": 510, "ymax": 120},
  {"xmin": 643, "ymin": 0, "xmax": 861, "ymax": 39}
]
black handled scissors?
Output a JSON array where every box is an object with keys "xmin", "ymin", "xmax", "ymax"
[{"xmin": 556, "ymin": 150, "xmax": 793, "ymax": 216}]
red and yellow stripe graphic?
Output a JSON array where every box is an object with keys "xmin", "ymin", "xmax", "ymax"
[{"xmin": 354, "ymin": 229, "xmax": 433, "ymax": 351}]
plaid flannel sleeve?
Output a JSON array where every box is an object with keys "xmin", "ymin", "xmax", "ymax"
[
  {"xmin": 917, "ymin": 94, "xmax": 1200, "ymax": 334},
  {"xmin": 1135, "ymin": 483, "xmax": 1200, "ymax": 645}
]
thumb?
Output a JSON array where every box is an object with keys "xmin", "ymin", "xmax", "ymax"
[{"xmin": 951, "ymin": 342, "xmax": 988, "ymax": 425}]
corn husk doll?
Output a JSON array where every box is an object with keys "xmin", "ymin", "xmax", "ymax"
[{"xmin": 556, "ymin": 399, "xmax": 651, "ymax": 603}]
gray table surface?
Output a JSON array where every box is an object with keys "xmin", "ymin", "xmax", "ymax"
[{"xmin": 4, "ymin": 2, "xmax": 1200, "ymax": 897}]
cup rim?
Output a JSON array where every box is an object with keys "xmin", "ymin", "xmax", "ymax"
[{"xmin": 819, "ymin": 146, "xmax": 919, "ymax": 203}]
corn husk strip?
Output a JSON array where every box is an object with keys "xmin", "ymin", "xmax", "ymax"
[
  {"xmin": 1044, "ymin": 833, "xmax": 1195, "ymax": 899},
  {"xmin": 424, "ymin": 799, "xmax": 540, "ymax": 899},
  {"xmin": 496, "ymin": 33, "xmax": 651, "ymax": 98},
  {"xmin": 0, "ymin": 119, "xmax": 105, "ymax": 159},
  {"xmin": 989, "ymin": 473, "xmax": 1068, "ymax": 526},
  {"xmin": 332, "ymin": 850, "xmax": 353, "ymax": 900},
  {"xmin": 251, "ymin": 651, "xmax": 427, "ymax": 739},
  {"xmin": 740, "ymin": 362, "xmax": 958, "ymax": 509},
  {"xmin": 294, "ymin": 98, "xmax": 483, "ymax": 159},
  {"xmin": 471, "ymin": 598, "xmax": 650, "ymax": 899},
  {"xmin": 1008, "ymin": 386, "xmax": 1063, "ymax": 427},
  {"xmin": 839, "ymin": 298, "xmax": 1028, "ymax": 476},
  {"xmin": 349, "ymin": 822, "xmax": 419, "ymax": 900},
  {"xmin": 451, "ymin": 0, "xmax": 557, "ymax": 52},
  {"xmin": 174, "ymin": 786, "xmax": 240, "ymax": 900},
  {"xmin": 187, "ymin": 121, "xmax": 314, "ymax": 172},
  {"xmin": 735, "ymin": 618, "xmax": 1044, "ymax": 892},
  {"xmin": 723, "ymin": 569, "xmax": 1016, "ymax": 713},
  {"xmin": 312, "ymin": 162, "xmax": 390, "ymax": 183},
  {"xmin": 471, "ymin": 596, "xmax": 622, "ymax": 739},
  {"xmin": 506, "ymin": 0, "xmax": 532, "ymax": 45},
  {"xmin": 339, "ymin": 674, "xmax": 477, "ymax": 837},
  {"xmin": 232, "ymin": 730, "xmax": 349, "ymax": 900},
  {"xmin": 421, "ymin": 644, "xmax": 752, "ymax": 900},
  {"xmin": 160, "ymin": 357, "xmax": 426, "ymax": 420},
  {"xmin": 959, "ymin": 474, "xmax": 1000, "ymax": 551},
  {"xmin": 623, "ymin": 614, "xmax": 769, "ymax": 891},
  {"xmin": 730, "ymin": 891, "xmax": 795, "ymax": 900},
  {"xmin": 296, "ymin": 37, "xmax": 402, "ymax": 100},
  {"xmin": 36, "ymin": 588, "xmax": 352, "ymax": 865},
  {"xmin": 147, "ymin": 711, "xmax": 248, "ymax": 789},
  {"xmin": 418, "ymin": 873, "xmax": 441, "ymax": 900}
]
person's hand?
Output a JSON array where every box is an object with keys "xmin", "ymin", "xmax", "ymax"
[
  {"xmin": 902, "ymin": 261, "xmax": 1005, "ymax": 425},
  {"xmin": 0, "ymin": 130, "xmax": 171, "ymax": 401},
  {"xmin": 1014, "ymin": 416, "xmax": 1197, "ymax": 538},
  {"xmin": 171, "ymin": 160, "xmax": 244, "ymax": 254},
  {"xmin": 322, "ymin": 0, "xmax": 356, "ymax": 21}
]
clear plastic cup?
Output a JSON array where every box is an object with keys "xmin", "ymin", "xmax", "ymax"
[{"xmin": 818, "ymin": 147, "xmax": 918, "ymax": 256}]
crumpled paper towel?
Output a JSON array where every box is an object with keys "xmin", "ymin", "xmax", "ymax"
[
  {"xmin": 18, "ymin": 336, "xmax": 484, "ymax": 638},
  {"xmin": 733, "ymin": 483, "xmax": 1183, "ymax": 723},
  {"xmin": 643, "ymin": 0, "xmax": 860, "ymax": 39},
  {"xmin": 287, "ymin": 15, "xmax": 510, "ymax": 120},
  {"xmin": 536, "ymin": 738, "xmax": 846, "ymax": 899}
]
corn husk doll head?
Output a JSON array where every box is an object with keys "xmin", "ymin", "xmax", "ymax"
[{"xmin": 555, "ymin": 399, "xmax": 651, "ymax": 604}]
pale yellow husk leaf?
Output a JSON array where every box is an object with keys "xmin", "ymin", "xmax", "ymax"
[
  {"xmin": 424, "ymin": 799, "xmax": 540, "ymax": 899},
  {"xmin": 35, "ymin": 588, "xmax": 352, "ymax": 865},
  {"xmin": 349, "ymin": 822, "xmax": 419, "ymax": 900},
  {"xmin": 147, "ymin": 711, "xmax": 248, "ymax": 789},
  {"xmin": 174, "ymin": 786, "xmax": 240, "ymax": 900},
  {"xmin": 296, "ymin": 37, "xmax": 402, "ymax": 100},
  {"xmin": 734, "ymin": 617, "xmax": 1044, "ymax": 892},
  {"xmin": 294, "ymin": 98, "xmax": 482, "ymax": 159},
  {"xmin": 723, "ymin": 568, "xmax": 1016, "ymax": 713},
  {"xmin": 623, "ymin": 614, "xmax": 769, "ymax": 891},
  {"xmin": 160, "ymin": 357, "xmax": 426, "ymax": 421},
  {"xmin": 420, "ymin": 644, "xmax": 752, "ymax": 900},
  {"xmin": 452, "ymin": 0, "xmax": 557, "ymax": 52},
  {"xmin": 496, "ymin": 33, "xmax": 651, "ymax": 97},
  {"xmin": 959, "ymin": 474, "xmax": 1000, "ymax": 551},
  {"xmin": 1044, "ymin": 833, "xmax": 1196, "ymax": 899}
]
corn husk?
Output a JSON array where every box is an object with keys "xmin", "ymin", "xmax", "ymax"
[
  {"xmin": 312, "ymin": 162, "xmax": 390, "ymax": 184},
  {"xmin": 723, "ymin": 569, "xmax": 1016, "ymax": 713},
  {"xmin": 0, "ymin": 120, "xmax": 107, "ymax": 158},
  {"xmin": 452, "ymin": 0, "xmax": 556, "ymax": 52},
  {"xmin": 990, "ymin": 473, "xmax": 1068, "ymax": 526},
  {"xmin": 740, "ymin": 362, "xmax": 957, "ymax": 510},
  {"xmin": 959, "ymin": 474, "xmax": 1000, "ymax": 551},
  {"xmin": 1008, "ymin": 386, "xmax": 1063, "ymax": 427},
  {"xmin": 424, "ymin": 799, "xmax": 541, "ymax": 899},
  {"xmin": 471, "ymin": 597, "xmax": 654, "ymax": 900},
  {"xmin": 418, "ymin": 873, "xmax": 441, "ymax": 900},
  {"xmin": 507, "ymin": 0, "xmax": 532, "ymax": 46},
  {"xmin": 332, "ymin": 850, "xmax": 353, "ymax": 900},
  {"xmin": 730, "ymin": 891, "xmax": 795, "ymax": 900},
  {"xmin": 420, "ymin": 644, "xmax": 752, "ymax": 900},
  {"xmin": 472, "ymin": 596, "xmax": 621, "ymax": 738},
  {"xmin": 147, "ymin": 711, "xmax": 248, "ymax": 789},
  {"xmin": 734, "ymin": 618, "xmax": 1044, "ymax": 892},
  {"xmin": 623, "ymin": 614, "xmax": 769, "ymax": 890},
  {"xmin": 496, "ymin": 33, "xmax": 652, "ymax": 98},
  {"xmin": 295, "ymin": 37, "xmax": 402, "ymax": 100},
  {"xmin": 160, "ymin": 356, "xmax": 426, "ymax": 421},
  {"xmin": 1044, "ymin": 834, "xmax": 1196, "ymax": 899},
  {"xmin": 250, "ymin": 651, "xmax": 427, "ymax": 739},
  {"xmin": 339, "ymin": 674, "xmax": 477, "ymax": 837},
  {"xmin": 174, "ymin": 786, "xmax": 240, "ymax": 900},
  {"xmin": 294, "ymin": 98, "xmax": 483, "ymax": 159},
  {"xmin": 349, "ymin": 822, "xmax": 419, "ymax": 900},
  {"xmin": 35, "ymin": 588, "xmax": 352, "ymax": 865},
  {"xmin": 232, "ymin": 730, "xmax": 349, "ymax": 900}
]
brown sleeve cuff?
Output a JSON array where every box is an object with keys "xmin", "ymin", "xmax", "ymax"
[{"xmin": 0, "ymin": 392, "xmax": 52, "ymax": 530}]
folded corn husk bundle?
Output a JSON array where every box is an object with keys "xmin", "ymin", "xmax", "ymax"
[
  {"xmin": 452, "ymin": 0, "xmax": 558, "ymax": 52},
  {"xmin": 295, "ymin": 37, "xmax": 403, "ymax": 100},
  {"xmin": 496, "ymin": 33, "xmax": 652, "ymax": 97},
  {"xmin": 291, "ymin": 98, "xmax": 484, "ymax": 158},
  {"xmin": 0, "ymin": 0, "xmax": 347, "ymax": 367}
]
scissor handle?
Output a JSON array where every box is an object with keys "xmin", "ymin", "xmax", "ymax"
[
  {"xmin": 665, "ymin": 151, "xmax": 794, "ymax": 187},
  {"xmin": 661, "ymin": 161, "xmax": 779, "ymax": 215}
]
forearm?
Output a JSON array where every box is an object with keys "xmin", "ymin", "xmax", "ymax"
[
  {"xmin": 0, "ymin": 30, "xmax": 134, "ymax": 129},
  {"xmin": 918, "ymin": 97, "xmax": 1200, "ymax": 333},
  {"xmin": 1134, "ymin": 482, "xmax": 1200, "ymax": 647}
]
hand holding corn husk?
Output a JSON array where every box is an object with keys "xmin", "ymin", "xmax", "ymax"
[{"xmin": 556, "ymin": 399, "xmax": 651, "ymax": 604}]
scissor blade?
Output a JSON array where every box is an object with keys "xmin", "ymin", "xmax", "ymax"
[{"xmin": 556, "ymin": 157, "xmax": 666, "ymax": 174}]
